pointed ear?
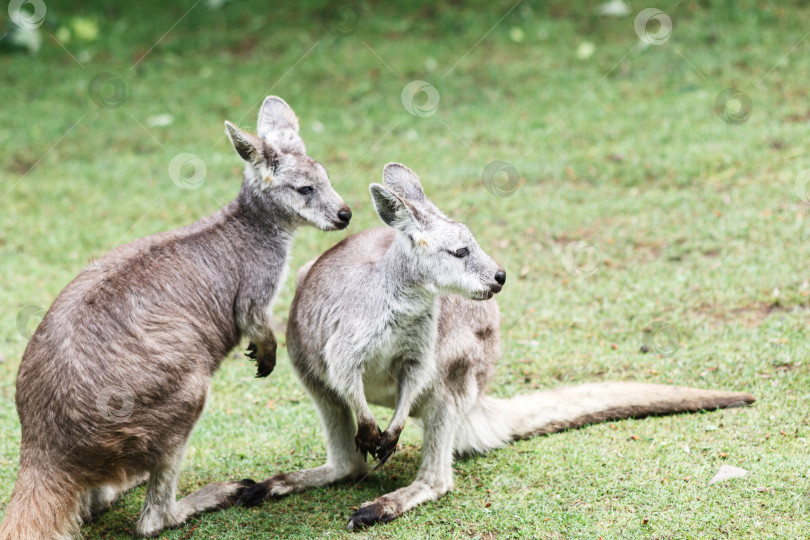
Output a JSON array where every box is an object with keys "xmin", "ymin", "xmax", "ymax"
[
  {"xmin": 257, "ymin": 97, "xmax": 306, "ymax": 155},
  {"xmin": 225, "ymin": 121, "xmax": 277, "ymax": 169},
  {"xmin": 382, "ymin": 163, "xmax": 426, "ymax": 202},
  {"xmin": 258, "ymin": 96, "xmax": 299, "ymax": 136},
  {"xmin": 369, "ymin": 183, "xmax": 419, "ymax": 231}
]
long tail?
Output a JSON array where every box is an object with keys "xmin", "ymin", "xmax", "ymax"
[
  {"xmin": 0, "ymin": 460, "xmax": 81, "ymax": 540},
  {"xmin": 454, "ymin": 382, "xmax": 755, "ymax": 455}
]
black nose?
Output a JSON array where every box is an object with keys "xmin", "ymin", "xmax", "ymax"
[
  {"xmin": 494, "ymin": 270, "xmax": 506, "ymax": 286},
  {"xmin": 337, "ymin": 209, "xmax": 352, "ymax": 224}
]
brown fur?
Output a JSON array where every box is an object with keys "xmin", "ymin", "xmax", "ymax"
[{"xmin": 1, "ymin": 98, "xmax": 350, "ymax": 538}]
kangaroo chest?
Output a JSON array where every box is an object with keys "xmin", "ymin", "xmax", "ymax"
[{"xmin": 361, "ymin": 308, "xmax": 437, "ymax": 408}]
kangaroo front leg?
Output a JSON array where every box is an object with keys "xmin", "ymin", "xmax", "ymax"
[
  {"xmin": 375, "ymin": 356, "xmax": 436, "ymax": 466},
  {"xmin": 348, "ymin": 398, "xmax": 458, "ymax": 529},
  {"xmin": 335, "ymin": 368, "xmax": 383, "ymax": 462},
  {"xmin": 237, "ymin": 287, "xmax": 282, "ymax": 378}
]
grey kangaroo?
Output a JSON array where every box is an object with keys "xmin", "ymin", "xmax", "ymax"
[
  {"xmin": 238, "ymin": 163, "xmax": 755, "ymax": 529},
  {"xmin": 0, "ymin": 97, "xmax": 351, "ymax": 539}
]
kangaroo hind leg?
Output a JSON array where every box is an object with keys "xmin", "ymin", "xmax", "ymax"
[
  {"xmin": 239, "ymin": 377, "xmax": 368, "ymax": 506},
  {"xmin": 135, "ymin": 438, "xmax": 253, "ymax": 538},
  {"xmin": 347, "ymin": 399, "xmax": 459, "ymax": 529}
]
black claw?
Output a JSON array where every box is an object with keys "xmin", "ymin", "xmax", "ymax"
[
  {"xmin": 255, "ymin": 353, "xmax": 276, "ymax": 378},
  {"xmin": 354, "ymin": 439, "xmax": 372, "ymax": 462},
  {"xmin": 355, "ymin": 441, "xmax": 368, "ymax": 462},
  {"xmin": 354, "ymin": 423, "xmax": 381, "ymax": 463},
  {"xmin": 237, "ymin": 481, "xmax": 270, "ymax": 507},
  {"xmin": 371, "ymin": 446, "xmax": 397, "ymax": 472},
  {"xmin": 370, "ymin": 430, "xmax": 399, "ymax": 470},
  {"xmin": 245, "ymin": 341, "xmax": 276, "ymax": 378}
]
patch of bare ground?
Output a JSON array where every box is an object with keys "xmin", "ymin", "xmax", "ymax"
[{"xmin": 694, "ymin": 301, "xmax": 807, "ymax": 328}]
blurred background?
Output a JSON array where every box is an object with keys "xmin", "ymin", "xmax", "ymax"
[{"xmin": 1, "ymin": 1, "xmax": 809, "ymax": 537}]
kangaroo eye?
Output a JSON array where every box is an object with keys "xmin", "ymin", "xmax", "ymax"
[
  {"xmin": 451, "ymin": 247, "xmax": 469, "ymax": 258},
  {"xmin": 296, "ymin": 186, "xmax": 314, "ymax": 195}
]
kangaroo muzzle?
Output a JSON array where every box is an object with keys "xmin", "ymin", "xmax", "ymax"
[{"xmin": 335, "ymin": 207, "xmax": 352, "ymax": 229}]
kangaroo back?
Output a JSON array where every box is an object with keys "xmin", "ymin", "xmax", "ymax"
[{"xmin": 454, "ymin": 382, "xmax": 756, "ymax": 455}]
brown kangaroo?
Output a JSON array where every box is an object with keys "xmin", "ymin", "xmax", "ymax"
[{"xmin": 0, "ymin": 97, "xmax": 351, "ymax": 539}]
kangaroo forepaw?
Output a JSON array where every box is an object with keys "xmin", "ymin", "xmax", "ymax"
[
  {"xmin": 255, "ymin": 349, "xmax": 276, "ymax": 378},
  {"xmin": 371, "ymin": 430, "xmax": 399, "ymax": 470},
  {"xmin": 247, "ymin": 341, "xmax": 277, "ymax": 378},
  {"xmin": 355, "ymin": 422, "xmax": 382, "ymax": 462}
]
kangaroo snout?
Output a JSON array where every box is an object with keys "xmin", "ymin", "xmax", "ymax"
[
  {"xmin": 336, "ymin": 207, "xmax": 352, "ymax": 229},
  {"xmin": 488, "ymin": 269, "xmax": 506, "ymax": 295}
]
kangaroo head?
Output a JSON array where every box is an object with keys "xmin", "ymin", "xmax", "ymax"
[
  {"xmin": 369, "ymin": 163, "xmax": 506, "ymax": 300},
  {"xmin": 225, "ymin": 96, "xmax": 351, "ymax": 230}
]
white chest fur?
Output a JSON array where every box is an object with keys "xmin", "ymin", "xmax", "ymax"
[{"xmin": 359, "ymin": 312, "xmax": 438, "ymax": 409}]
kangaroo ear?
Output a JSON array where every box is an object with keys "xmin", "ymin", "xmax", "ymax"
[
  {"xmin": 369, "ymin": 183, "xmax": 419, "ymax": 231},
  {"xmin": 382, "ymin": 163, "xmax": 426, "ymax": 203},
  {"xmin": 258, "ymin": 96, "xmax": 299, "ymax": 135},
  {"xmin": 225, "ymin": 121, "xmax": 277, "ymax": 170},
  {"xmin": 257, "ymin": 96, "xmax": 306, "ymax": 154}
]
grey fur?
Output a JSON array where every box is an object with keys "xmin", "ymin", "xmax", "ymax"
[
  {"xmin": 239, "ymin": 163, "xmax": 755, "ymax": 529},
  {"xmin": 0, "ymin": 97, "xmax": 350, "ymax": 539}
]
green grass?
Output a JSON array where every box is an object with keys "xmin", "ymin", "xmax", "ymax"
[{"xmin": 1, "ymin": 0, "xmax": 809, "ymax": 537}]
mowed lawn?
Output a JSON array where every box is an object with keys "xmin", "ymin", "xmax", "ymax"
[{"xmin": 1, "ymin": 0, "xmax": 809, "ymax": 537}]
